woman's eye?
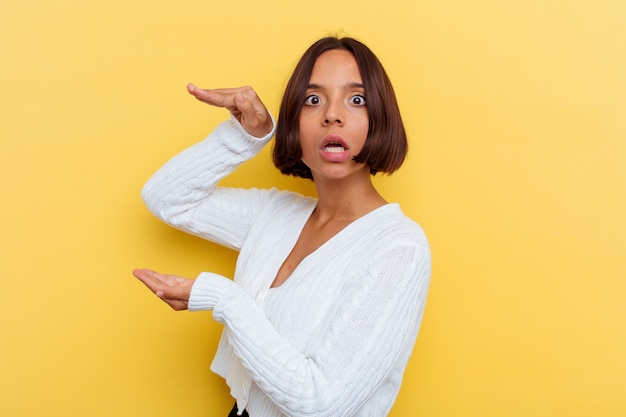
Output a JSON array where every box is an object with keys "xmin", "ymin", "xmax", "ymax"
[
  {"xmin": 304, "ymin": 95, "xmax": 321, "ymax": 105},
  {"xmin": 350, "ymin": 95, "xmax": 366, "ymax": 106}
]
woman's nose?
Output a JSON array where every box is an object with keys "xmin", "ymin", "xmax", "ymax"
[{"xmin": 323, "ymin": 100, "xmax": 344, "ymax": 126}]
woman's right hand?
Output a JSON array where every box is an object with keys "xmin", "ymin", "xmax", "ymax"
[{"xmin": 187, "ymin": 84, "xmax": 273, "ymax": 138}]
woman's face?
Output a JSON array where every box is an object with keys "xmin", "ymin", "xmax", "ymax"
[{"xmin": 298, "ymin": 49, "xmax": 370, "ymax": 181}]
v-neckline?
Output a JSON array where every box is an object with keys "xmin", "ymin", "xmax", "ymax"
[
  {"xmin": 268, "ymin": 203, "xmax": 316, "ymax": 290},
  {"xmin": 269, "ymin": 202, "xmax": 393, "ymax": 290}
]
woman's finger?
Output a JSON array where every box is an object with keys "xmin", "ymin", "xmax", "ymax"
[
  {"xmin": 132, "ymin": 268, "xmax": 162, "ymax": 294},
  {"xmin": 157, "ymin": 283, "xmax": 192, "ymax": 302},
  {"xmin": 187, "ymin": 84, "xmax": 240, "ymax": 109},
  {"xmin": 234, "ymin": 94, "xmax": 271, "ymax": 137},
  {"xmin": 133, "ymin": 268, "xmax": 183, "ymax": 294},
  {"xmin": 162, "ymin": 298, "xmax": 188, "ymax": 311}
]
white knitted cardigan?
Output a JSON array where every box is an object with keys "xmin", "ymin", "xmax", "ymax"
[{"xmin": 141, "ymin": 116, "xmax": 431, "ymax": 417}]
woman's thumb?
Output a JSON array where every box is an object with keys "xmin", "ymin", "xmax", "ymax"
[{"xmin": 235, "ymin": 94, "xmax": 271, "ymax": 137}]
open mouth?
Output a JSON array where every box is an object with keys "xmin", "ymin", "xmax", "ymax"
[
  {"xmin": 323, "ymin": 143, "xmax": 347, "ymax": 153},
  {"xmin": 319, "ymin": 136, "xmax": 351, "ymax": 162}
]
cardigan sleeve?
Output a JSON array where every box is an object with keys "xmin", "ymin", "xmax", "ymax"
[
  {"xmin": 140, "ymin": 114, "xmax": 275, "ymax": 250},
  {"xmin": 190, "ymin": 239, "xmax": 431, "ymax": 417}
]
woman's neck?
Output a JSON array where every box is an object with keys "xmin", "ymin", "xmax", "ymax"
[{"xmin": 312, "ymin": 174, "xmax": 387, "ymax": 222}]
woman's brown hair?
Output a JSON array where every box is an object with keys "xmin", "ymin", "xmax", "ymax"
[{"xmin": 273, "ymin": 36, "xmax": 408, "ymax": 180}]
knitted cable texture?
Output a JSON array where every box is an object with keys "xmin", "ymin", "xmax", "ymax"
[{"xmin": 141, "ymin": 116, "xmax": 431, "ymax": 417}]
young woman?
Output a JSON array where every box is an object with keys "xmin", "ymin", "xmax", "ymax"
[{"xmin": 133, "ymin": 36, "xmax": 431, "ymax": 417}]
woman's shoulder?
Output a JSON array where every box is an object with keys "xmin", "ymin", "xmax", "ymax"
[
  {"xmin": 335, "ymin": 203, "xmax": 430, "ymax": 271},
  {"xmin": 367, "ymin": 205, "xmax": 431, "ymax": 278},
  {"xmin": 366, "ymin": 203, "xmax": 428, "ymax": 246}
]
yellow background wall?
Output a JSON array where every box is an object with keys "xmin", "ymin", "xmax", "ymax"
[{"xmin": 1, "ymin": 0, "xmax": 624, "ymax": 416}]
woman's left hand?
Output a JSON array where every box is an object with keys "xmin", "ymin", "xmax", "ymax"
[{"xmin": 132, "ymin": 268, "xmax": 195, "ymax": 311}]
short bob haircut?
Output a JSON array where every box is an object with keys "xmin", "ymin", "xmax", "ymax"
[{"xmin": 273, "ymin": 36, "xmax": 408, "ymax": 180}]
